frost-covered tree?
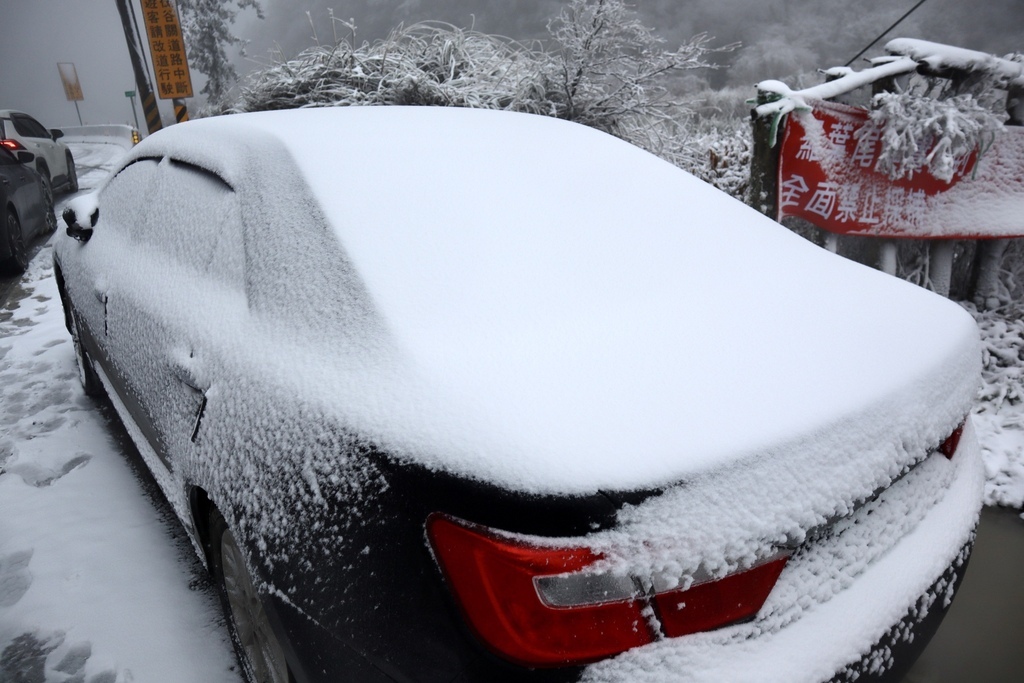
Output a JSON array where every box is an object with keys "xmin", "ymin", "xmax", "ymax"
[
  {"xmin": 232, "ymin": 0, "xmax": 728, "ymax": 167},
  {"xmin": 176, "ymin": 0, "xmax": 264, "ymax": 104},
  {"xmin": 542, "ymin": 0, "xmax": 729, "ymax": 161}
]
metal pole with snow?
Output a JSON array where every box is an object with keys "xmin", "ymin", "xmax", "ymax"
[{"xmin": 115, "ymin": 0, "xmax": 162, "ymax": 134}]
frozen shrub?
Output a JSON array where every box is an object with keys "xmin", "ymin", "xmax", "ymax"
[
  {"xmin": 863, "ymin": 91, "xmax": 1004, "ymax": 182},
  {"xmin": 541, "ymin": 0, "xmax": 729, "ymax": 164},
  {"xmin": 233, "ymin": 22, "xmax": 545, "ymax": 112},
  {"xmin": 681, "ymin": 114, "xmax": 751, "ymax": 201},
  {"xmin": 230, "ymin": 0, "xmax": 731, "ymax": 168}
]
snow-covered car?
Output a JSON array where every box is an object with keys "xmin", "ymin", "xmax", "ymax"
[
  {"xmin": 1, "ymin": 146, "xmax": 55, "ymax": 273},
  {"xmin": 0, "ymin": 109, "xmax": 78, "ymax": 196},
  {"xmin": 53, "ymin": 107, "xmax": 983, "ymax": 683}
]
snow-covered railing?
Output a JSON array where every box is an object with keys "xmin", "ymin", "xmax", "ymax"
[
  {"xmin": 748, "ymin": 38, "xmax": 1024, "ymax": 301},
  {"xmin": 755, "ymin": 39, "xmax": 1023, "ymax": 126},
  {"xmin": 754, "ymin": 57, "xmax": 918, "ymax": 123},
  {"xmin": 886, "ymin": 38, "xmax": 1024, "ymax": 90},
  {"xmin": 59, "ymin": 124, "xmax": 139, "ymax": 150}
]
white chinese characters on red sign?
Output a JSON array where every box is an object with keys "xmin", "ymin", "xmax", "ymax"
[{"xmin": 776, "ymin": 99, "xmax": 978, "ymax": 238}]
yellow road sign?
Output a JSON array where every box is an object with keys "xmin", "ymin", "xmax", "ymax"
[
  {"xmin": 140, "ymin": 0, "xmax": 193, "ymax": 100},
  {"xmin": 57, "ymin": 62, "xmax": 84, "ymax": 101}
]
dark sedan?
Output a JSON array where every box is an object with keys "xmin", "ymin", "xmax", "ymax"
[
  {"xmin": 54, "ymin": 107, "xmax": 983, "ymax": 683},
  {"xmin": 1, "ymin": 146, "xmax": 55, "ymax": 274}
]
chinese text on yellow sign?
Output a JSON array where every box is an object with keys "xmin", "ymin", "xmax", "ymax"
[{"xmin": 141, "ymin": 0, "xmax": 193, "ymax": 99}]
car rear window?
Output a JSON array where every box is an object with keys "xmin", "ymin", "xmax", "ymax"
[{"xmin": 10, "ymin": 114, "xmax": 50, "ymax": 138}]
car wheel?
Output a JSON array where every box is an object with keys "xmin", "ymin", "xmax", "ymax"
[
  {"xmin": 65, "ymin": 151, "xmax": 78, "ymax": 193},
  {"xmin": 36, "ymin": 162, "xmax": 51, "ymax": 193},
  {"xmin": 42, "ymin": 178, "xmax": 57, "ymax": 234},
  {"xmin": 68, "ymin": 306, "xmax": 103, "ymax": 397},
  {"xmin": 209, "ymin": 509, "xmax": 291, "ymax": 683},
  {"xmin": 3, "ymin": 209, "xmax": 29, "ymax": 274}
]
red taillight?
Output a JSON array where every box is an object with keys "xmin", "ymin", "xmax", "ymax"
[
  {"xmin": 654, "ymin": 555, "xmax": 790, "ymax": 638},
  {"xmin": 426, "ymin": 513, "xmax": 653, "ymax": 667},
  {"xmin": 426, "ymin": 513, "xmax": 790, "ymax": 668},
  {"xmin": 0, "ymin": 139, "xmax": 25, "ymax": 151},
  {"xmin": 939, "ymin": 420, "xmax": 966, "ymax": 459}
]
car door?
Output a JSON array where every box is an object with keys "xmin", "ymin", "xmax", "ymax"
[
  {"xmin": 103, "ymin": 156, "xmax": 247, "ymax": 470},
  {"xmin": 0, "ymin": 148, "xmax": 45, "ymax": 238},
  {"xmin": 59, "ymin": 157, "xmax": 162, "ymax": 429}
]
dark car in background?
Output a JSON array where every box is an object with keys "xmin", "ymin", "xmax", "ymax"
[
  {"xmin": 1, "ymin": 146, "xmax": 55, "ymax": 273},
  {"xmin": 55, "ymin": 107, "xmax": 983, "ymax": 683}
]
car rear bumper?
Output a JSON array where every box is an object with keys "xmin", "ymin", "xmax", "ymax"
[
  {"xmin": 265, "ymin": 421, "xmax": 984, "ymax": 683},
  {"xmin": 579, "ymin": 420, "xmax": 985, "ymax": 683},
  {"xmin": 827, "ymin": 539, "xmax": 973, "ymax": 683}
]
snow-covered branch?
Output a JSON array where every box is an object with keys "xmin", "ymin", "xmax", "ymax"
[
  {"xmin": 864, "ymin": 92, "xmax": 1003, "ymax": 182},
  {"xmin": 230, "ymin": 1, "xmax": 732, "ymax": 169}
]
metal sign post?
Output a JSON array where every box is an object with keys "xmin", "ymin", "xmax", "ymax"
[
  {"xmin": 115, "ymin": 0, "xmax": 162, "ymax": 133},
  {"xmin": 125, "ymin": 90, "xmax": 141, "ymax": 131},
  {"xmin": 56, "ymin": 62, "xmax": 84, "ymax": 125}
]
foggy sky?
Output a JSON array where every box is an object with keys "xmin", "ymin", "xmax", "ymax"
[{"xmin": 1, "ymin": 0, "xmax": 1022, "ymax": 128}]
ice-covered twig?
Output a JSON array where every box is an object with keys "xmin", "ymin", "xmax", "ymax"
[{"xmin": 753, "ymin": 57, "xmax": 917, "ymax": 119}]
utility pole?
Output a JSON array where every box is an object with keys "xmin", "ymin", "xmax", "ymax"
[{"xmin": 114, "ymin": 0, "xmax": 162, "ymax": 134}]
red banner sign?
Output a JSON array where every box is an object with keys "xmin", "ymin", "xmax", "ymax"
[{"xmin": 777, "ymin": 99, "xmax": 1024, "ymax": 239}]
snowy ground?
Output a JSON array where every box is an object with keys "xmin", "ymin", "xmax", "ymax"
[
  {"xmin": 0, "ymin": 142, "xmax": 240, "ymax": 683},
  {"xmin": 0, "ymin": 138, "xmax": 1021, "ymax": 681}
]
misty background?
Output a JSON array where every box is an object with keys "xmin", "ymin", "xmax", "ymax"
[{"xmin": 1, "ymin": 0, "xmax": 1022, "ymax": 128}]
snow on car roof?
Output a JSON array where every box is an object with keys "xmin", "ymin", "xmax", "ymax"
[{"xmin": 117, "ymin": 107, "xmax": 980, "ymax": 497}]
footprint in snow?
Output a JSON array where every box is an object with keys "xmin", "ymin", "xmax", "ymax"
[
  {"xmin": 0, "ymin": 632, "xmax": 117, "ymax": 683},
  {"xmin": 0, "ymin": 439, "xmax": 13, "ymax": 468},
  {"xmin": 0, "ymin": 550, "xmax": 33, "ymax": 608},
  {"xmin": 54, "ymin": 642, "xmax": 92, "ymax": 683},
  {"xmin": 5, "ymin": 453, "xmax": 91, "ymax": 488}
]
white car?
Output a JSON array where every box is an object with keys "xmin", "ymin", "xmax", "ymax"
[
  {"xmin": 0, "ymin": 109, "xmax": 78, "ymax": 197},
  {"xmin": 55, "ymin": 107, "xmax": 983, "ymax": 683}
]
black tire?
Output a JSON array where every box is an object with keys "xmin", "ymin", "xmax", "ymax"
[
  {"xmin": 36, "ymin": 162, "xmax": 51, "ymax": 194},
  {"xmin": 3, "ymin": 209, "xmax": 28, "ymax": 274},
  {"xmin": 42, "ymin": 177, "xmax": 57, "ymax": 234},
  {"xmin": 68, "ymin": 306, "xmax": 103, "ymax": 397},
  {"xmin": 65, "ymin": 151, "xmax": 78, "ymax": 193},
  {"xmin": 208, "ymin": 509, "xmax": 291, "ymax": 683}
]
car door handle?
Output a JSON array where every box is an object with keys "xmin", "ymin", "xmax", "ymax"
[
  {"xmin": 170, "ymin": 349, "xmax": 210, "ymax": 393},
  {"xmin": 169, "ymin": 349, "xmax": 210, "ymax": 443},
  {"xmin": 93, "ymin": 278, "xmax": 108, "ymax": 304}
]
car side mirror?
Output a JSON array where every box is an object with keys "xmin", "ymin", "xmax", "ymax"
[
  {"xmin": 63, "ymin": 205, "xmax": 98, "ymax": 242},
  {"xmin": 16, "ymin": 151, "xmax": 35, "ymax": 164},
  {"xmin": 51, "ymin": 129, "xmax": 64, "ymax": 141}
]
